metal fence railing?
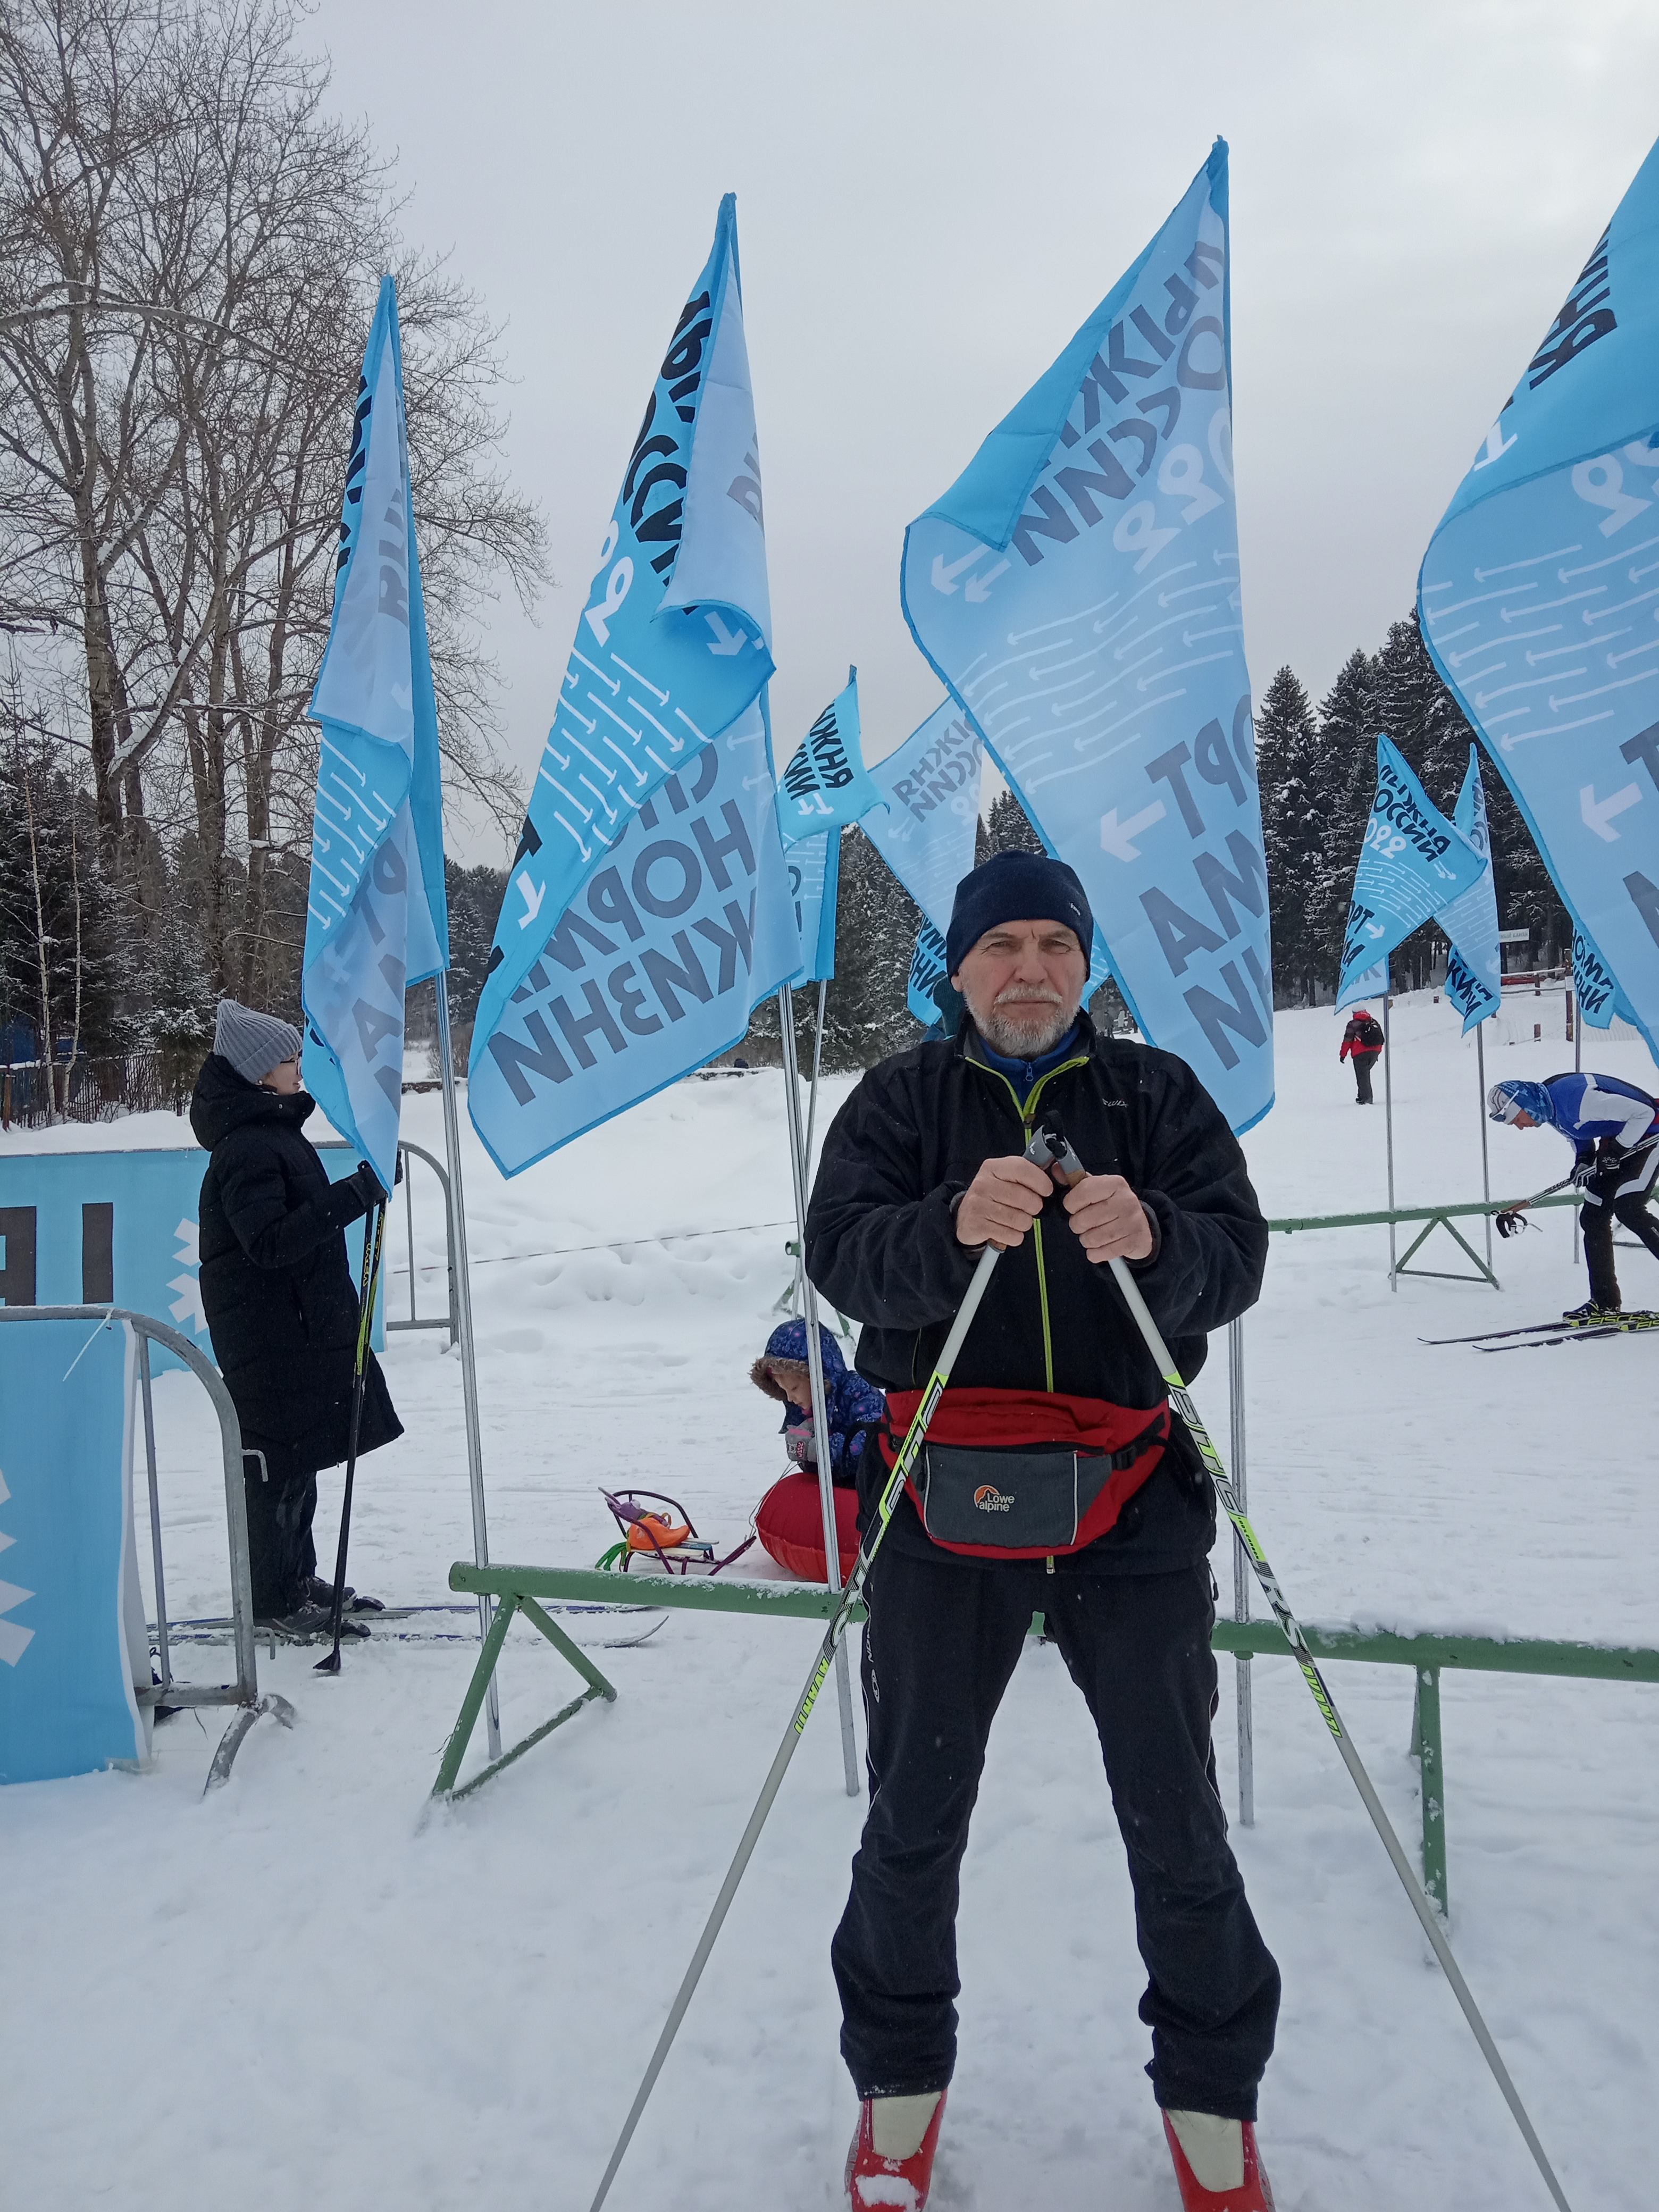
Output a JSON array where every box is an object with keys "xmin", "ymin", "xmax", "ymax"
[{"xmin": 0, "ymin": 1304, "xmax": 295, "ymax": 1789}]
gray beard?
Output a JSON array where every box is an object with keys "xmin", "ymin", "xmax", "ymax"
[{"xmin": 976, "ymin": 998, "xmax": 1075, "ymax": 1059}]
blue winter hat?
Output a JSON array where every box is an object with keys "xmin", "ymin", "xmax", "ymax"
[
  {"xmin": 762, "ymin": 1318, "xmax": 846, "ymax": 1375},
  {"xmin": 1489, "ymin": 1079, "xmax": 1554, "ymax": 1126},
  {"xmin": 944, "ymin": 850, "xmax": 1094, "ymax": 978}
]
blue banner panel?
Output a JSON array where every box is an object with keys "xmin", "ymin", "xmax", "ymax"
[
  {"xmin": 0, "ymin": 1318, "xmax": 144, "ymax": 1783},
  {"xmin": 0, "ymin": 1145, "xmax": 382, "ymax": 1369}
]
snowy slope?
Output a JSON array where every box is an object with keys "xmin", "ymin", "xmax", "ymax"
[{"xmin": 3, "ymin": 1003, "xmax": 1656, "ymax": 2211}]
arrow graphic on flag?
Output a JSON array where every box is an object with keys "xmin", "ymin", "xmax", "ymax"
[
  {"xmin": 1580, "ymin": 782, "xmax": 1642, "ymax": 841},
  {"xmin": 931, "ymin": 548, "xmax": 987, "ymax": 596},
  {"xmin": 1099, "ymin": 801, "xmax": 1167, "ymax": 861}
]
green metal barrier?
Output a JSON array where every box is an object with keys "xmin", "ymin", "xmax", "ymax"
[
  {"xmin": 435, "ymin": 1562, "xmax": 1658, "ymax": 1918},
  {"xmin": 1267, "ymin": 1190, "xmax": 1579, "ymax": 1289}
]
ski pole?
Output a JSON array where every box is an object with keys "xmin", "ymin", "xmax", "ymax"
[
  {"xmin": 1061, "ymin": 1163, "xmax": 1572, "ymax": 2211},
  {"xmin": 316, "ymin": 1194, "xmax": 387, "ymax": 1678},
  {"xmin": 588, "ymin": 1232, "xmax": 1009, "ymax": 2211}
]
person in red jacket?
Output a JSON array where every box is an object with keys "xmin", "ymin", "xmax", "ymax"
[{"xmin": 1339, "ymin": 1007, "xmax": 1384, "ymax": 1104}]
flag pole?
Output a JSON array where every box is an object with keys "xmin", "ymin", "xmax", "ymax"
[
  {"xmin": 1384, "ymin": 961, "xmax": 1397, "ymax": 1293},
  {"xmin": 777, "ymin": 984, "xmax": 860, "ymax": 1797},
  {"xmin": 1476, "ymin": 1021, "xmax": 1493, "ymax": 1272},
  {"xmin": 437, "ymin": 975, "xmax": 500, "ymax": 1761}
]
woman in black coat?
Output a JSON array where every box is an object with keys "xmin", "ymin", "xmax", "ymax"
[{"xmin": 190, "ymin": 1001, "xmax": 403, "ymax": 1633}]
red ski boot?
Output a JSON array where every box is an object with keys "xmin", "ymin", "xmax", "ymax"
[
  {"xmin": 1162, "ymin": 2109, "xmax": 1276, "ymax": 2212},
  {"xmin": 844, "ymin": 2090, "xmax": 945, "ymax": 2210}
]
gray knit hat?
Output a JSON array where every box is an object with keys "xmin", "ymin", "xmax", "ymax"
[{"xmin": 213, "ymin": 999, "xmax": 303, "ymax": 1084}]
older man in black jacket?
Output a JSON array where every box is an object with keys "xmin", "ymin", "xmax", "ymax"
[{"xmin": 806, "ymin": 851, "xmax": 1278, "ymax": 2212}]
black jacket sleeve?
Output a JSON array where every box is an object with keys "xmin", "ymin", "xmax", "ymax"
[
  {"xmin": 806, "ymin": 1067, "xmax": 981, "ymax": 1330},
  {"xmin": 218, "ymin": 1135, "xmax": 372, "ymax": 1272},
  {"xmin": 1124, "ymin": 1058, "xmax": 1267, "ymax": 1345}
]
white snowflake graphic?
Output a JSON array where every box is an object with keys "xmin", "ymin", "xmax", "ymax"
[
  {"xmin": 168, "ymin": 1216, "xmax": 208, "ymax": 1336},
  {"xmin": 0, "ymin": 1468, "xmax": 35, "ymax": 1668}
]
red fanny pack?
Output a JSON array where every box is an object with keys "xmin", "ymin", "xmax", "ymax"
[{"xmin": 880, "ymin": 1387, "xmax": 1169, "ymax": 1561}]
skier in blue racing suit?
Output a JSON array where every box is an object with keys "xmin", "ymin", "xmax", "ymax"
[{"xmin": 1489, "ymin": 1074, "xmax": 1659, "ymax": 1317}]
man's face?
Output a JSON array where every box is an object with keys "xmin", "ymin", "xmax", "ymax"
[
  {"xmin": 1511, "ymin": 1109, "xmax": 1537, "ymax": 1130},
  {"xmin": 952, "ymin": 919, "xmax": 1087, "ymax": 1058}
]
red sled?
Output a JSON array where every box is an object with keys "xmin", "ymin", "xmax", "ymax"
[{"xmin": 755, "ymin": 1472, "xmax": 859, "ymax": 1584}]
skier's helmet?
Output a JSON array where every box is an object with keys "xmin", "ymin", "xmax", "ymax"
[{"xmin": 1488, "ymin": 1079, "xmax": 1553, "ymax": 1126}]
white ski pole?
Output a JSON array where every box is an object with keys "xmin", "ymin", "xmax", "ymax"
[
  {"xmin": 588, "ymin": 1237, "xmax": 1004, "ymax": 2212},
  {"xmin": 1029, "ymin": 1115, "xmax": 1572, "ymax": 2212}
]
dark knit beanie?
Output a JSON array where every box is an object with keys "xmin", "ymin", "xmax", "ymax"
[{"xmin": 944, "ymin": 850, "xmax": 1094, "ymax": 977}]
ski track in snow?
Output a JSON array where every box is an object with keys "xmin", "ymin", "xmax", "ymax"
[{"xmin": 3, "ymin": 998, "xmax": 1656, "ymax": 2210}]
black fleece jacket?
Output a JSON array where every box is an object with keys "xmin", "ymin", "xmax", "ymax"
[{"xmin": 803, "ymin": 1013, "xmax": 1267, "ymax": 1572}]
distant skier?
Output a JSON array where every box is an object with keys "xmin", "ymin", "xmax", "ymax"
[
  {"xmin": 1338, "ymin": 1007, "xmax": 1384, "ymax": 1104},
  {"xmin": 1489, "ymin": 1074, "xmax": 1659, "ymax": 1318}
]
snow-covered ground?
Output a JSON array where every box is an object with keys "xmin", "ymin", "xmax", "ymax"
[{"xmin": 4, "ymin": 999, "xmax": 1657, "ymax": 2211}]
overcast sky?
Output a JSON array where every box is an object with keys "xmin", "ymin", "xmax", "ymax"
[{"xmin": 310, "ymin": 1, "xmax": 1659, "ymax": 861}]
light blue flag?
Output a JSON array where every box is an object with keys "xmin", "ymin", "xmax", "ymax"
[
  {"xmin": 775, "ymin": 668, "xmax": 882, "ymax": 844},
  {"xmin": 465, "ymin": 701, "xmax": 801, "ymax": 1174},
  {"xmin": 787, "ymin": 830, "xmax": 840, "ymax": 983},
  {"xmin": 1418, "ymin": 133, "xmax": 1659, "ymax": 1066},
  {"xmin": 1438, "ymin": 746, "xmax": 1502, "ymax": 1031},
  {"xmin": 861, "ymin": 699, "xmax": 983, "ymax": 932},
  {"xmin": 1573, "ymin": 925, "xmax": 1642, "ymax": 1028},
  {"xmin": 303, "ymin": 276, "xmax": 448, "ymax": 1195},
  {"xmin": 900, "ymin": 141, "xmax": 1273, "ymax": 1132},
  {"xmin": 1336, "ymin": 736, "xmax": 1487, "ymax": 1011},
  {"xmin": 470, "ymin": 196, "xmax": 773, "ymax": 1154},
  {"xmin": 908, "ymin": 923, "xmax": 950, "ymax": 1026}
]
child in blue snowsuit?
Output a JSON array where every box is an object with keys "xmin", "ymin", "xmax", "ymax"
[
  {"xmin": 1490, "ymin": 1073, "xmax": 1659, "ymax": 1315},
  {"xmin": 750, "ymin": 1318, "xmax": 886, "ymax": 1485}
]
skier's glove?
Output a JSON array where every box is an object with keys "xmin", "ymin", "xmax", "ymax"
[
  {"xmin": 350, "ymin": 1161, "xmax": 389, "ymax": 1208},
  {"xmin": 1570, "ymin": 1160, "xmax": 1596, "ymax": 1189}
]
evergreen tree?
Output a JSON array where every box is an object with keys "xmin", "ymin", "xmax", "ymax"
[
  {"xmin": 1254, "ymin": 665, "xmax": 1322, "ymax": 1005},
  {"xmin": 141, "ymin": 898, "xmax": 215, "ymax": 1105},
  {"xmin": 1306, "ymin": 647, "xmax": 1382, "ymax": 984}
]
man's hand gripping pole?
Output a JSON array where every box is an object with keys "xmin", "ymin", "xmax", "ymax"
[
  {"xmin": 1032, "ymin": 1117, "xmax": 1572, "ymax": 2212},
  {"xmin": 586, "ymin": 1136, "xmax": 1055, "ymax": 2212}
]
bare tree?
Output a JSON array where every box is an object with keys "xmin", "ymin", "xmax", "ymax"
[{"xmin": 0, "ymin": 0, "xmax": 550, "ymax": 1005}]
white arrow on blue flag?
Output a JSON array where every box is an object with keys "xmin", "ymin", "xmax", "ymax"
[
  {"xmin": 900, "ymin": 140, "xmax": 1273, "ymax": 1133},
  {"xmin": 1419, "ymin": 132, "xmax": 1659, "ymax": 1066},
  {"xmin": 302, "ymin": 275, "xmax": 448, "ymax": 1195},
  {"xmin": 1335, "ymin": 736, "xmax": 1487, "ymax": 1011},
  {"xmin": 1438, "ymin": 745, "xmax": 1503, "ymax": 1032},
  {"xmin": 468, "ymin": 196, "xmax": 774, "ymax": 1173}
]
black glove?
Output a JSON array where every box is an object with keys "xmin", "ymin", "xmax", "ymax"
[
  {"xmin": 1570, "ymin": 1159, "xmax": 1595, "ymax": 1189},
  {"xmin": 351, "ymin": 1161, "xmax": 389, "ymax": 1209}
]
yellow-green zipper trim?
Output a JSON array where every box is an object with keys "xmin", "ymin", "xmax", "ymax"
[{"xmin": 968, "ymin": 1049, "xmax": 1090, "ymax": 1398}]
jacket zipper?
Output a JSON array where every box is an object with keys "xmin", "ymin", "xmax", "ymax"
[{"xmin": 971, "ymin": 1052, "xmax": 1091, "ymax": 1398}]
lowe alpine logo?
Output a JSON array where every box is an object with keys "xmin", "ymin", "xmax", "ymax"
[{"xmin": 973, "ymin": 1484, "xmax": 1016, "ymax": 1514}]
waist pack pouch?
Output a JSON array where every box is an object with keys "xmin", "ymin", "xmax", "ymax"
[
  {"xmin": 882, "ymin": 1388, "xmax": 1169, "ymax": 1561},
  {"xmin": 918, "ymin": 1443, "xmax": 1105, "ymax": 1551}
]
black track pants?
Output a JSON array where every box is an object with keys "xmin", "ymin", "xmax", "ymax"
[
  {"xmin": 831, "ymin": 1547, "xmax": 1280, "ymax": 2116},
  {"xmin": 1353, "ymin": 1054, "xmax": 1376, "ymax": 1103},
  {"xmin": 242, "ymin": 1459, "xmax": 319, "ymax": 1619},
  {"xmin": 1582, "ymin": 1141, "xmax": 1659, "ymax": 1307}
]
